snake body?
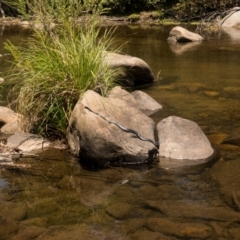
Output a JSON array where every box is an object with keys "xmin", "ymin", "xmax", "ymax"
[{"xmin": 84, "ymin": 106, "xmax": 159, "ymax": 148}]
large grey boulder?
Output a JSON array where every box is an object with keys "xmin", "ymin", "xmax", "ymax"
[
  {"xmin": 104, "ymin": 52, "xmax": 155, "ymax": 87},
  {"xmin": 221, "ymin": 8, "xmax": 240, "ymax": 28},
  {"xmin": 157, "ymin": 116, "xmax": 214, "ymax": 160},
  {"xmin": 0, "ymin": 106, "xmax": 21, "ymax": 134},
  {"xmin": 167, "ymin": 26, "xmax": 203, "ymax": 42},
  {"xmin": 67, "ymin": 90, "xmax": 158, "ymax": 165}
]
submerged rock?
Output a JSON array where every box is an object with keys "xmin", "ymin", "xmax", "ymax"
[
  {"xmin": 0, "ymin": 217, "xmax": 19, "ymax": 238},
  {"xmin": 221, "ymin": 135, "xmax": 240, "ymax": 146},
  {"xmin": 157, "ymin": 116, "xmax": 214, "ymax": 160},
  {"xmin": 211, "ymin": 159, "xmax": 240, "ymax": 208},
  {"xmin": 13, "ymin": 226, "xmax": 47, "ymax": 240},
  {"xmin": 36, "ymin": 224, "xmax": 115, "ymax": 240},
  {"xmin": 105, "ymin": 202, "xmax": 134, "ymax": 219},
  {"xmin": 130, "ymin": 229, "xmax": 172, "ymax": 240},
  {"xmin": 1, "ymin": 201, "xmax": 27, "ymax": 221},
  {"xmin": 146, "ymin": 200, "xmax": 240, "ymax": 222},
  {"xmin": 167, "ymin": 26, "xmax": 203, "ymax": 42},
  {"xmin": 147, "ymin": 218, "xmax": 211, "ymax": 239},
  {"xmin": 104, "ymin": 52, "xmax": 155, "ymax": 87},
  {"xmin": 67, "ymin": 90, "xmax": 157, "ymax": 165}
]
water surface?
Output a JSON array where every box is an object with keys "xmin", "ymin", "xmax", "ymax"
[{"xmin": 1, "ymin": 24, "xmax": 240, "ymax": 239}]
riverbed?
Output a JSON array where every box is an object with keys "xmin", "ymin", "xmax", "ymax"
[{"xmin": 1, "ymin": 23, "xmax": 240, "ymax": 239}]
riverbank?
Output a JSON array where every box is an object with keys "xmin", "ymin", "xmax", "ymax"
[{"xmin": 0, "ymin": 12, "xmax": 193, "ymax": 28}]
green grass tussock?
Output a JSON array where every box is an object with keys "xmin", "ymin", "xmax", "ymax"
[{"xmin": 4, "ymin": 0, "xmax": 120, "ymax": 138}]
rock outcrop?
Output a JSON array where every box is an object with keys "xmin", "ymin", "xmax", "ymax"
[{"xmin": 67, "ymin": 89, "xmax": 158, "ymax": 165}]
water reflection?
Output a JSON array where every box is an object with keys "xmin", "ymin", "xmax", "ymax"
[
  {"xmin": 168, "ymin": 41, "xmax": 202, "ymax": 55},
  {"xmin": 1, "ymin": 24, "xmax": 240, "ymax": 239}
]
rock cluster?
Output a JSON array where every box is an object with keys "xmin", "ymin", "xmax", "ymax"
[
  {"xmin": 1, "ymin": 49, "xmax": 216, "ymax": 167},
  {"xmin": 67, "ymin": 85, "xmax": 215, "ymax": 167}
]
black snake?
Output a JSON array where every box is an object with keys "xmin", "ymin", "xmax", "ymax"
[{"xmin": 84, "ymin": 106, "xmax": 159, "ymax": 148}]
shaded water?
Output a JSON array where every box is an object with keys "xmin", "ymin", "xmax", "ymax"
[{"xmin": 1, "ymin": 24, "xmax": 240, "ymax": 239}]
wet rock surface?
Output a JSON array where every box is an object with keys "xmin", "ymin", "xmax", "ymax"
[
  {"xmin": 1, "ymin": 150, "xmax": 240, "ymax": 240},
  {"xmin": 105, "ymin": 202, "xmax": 134, "ymax": 219}
]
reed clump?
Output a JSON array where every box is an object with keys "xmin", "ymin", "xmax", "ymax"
[{"xmin": 4, "ymin": 0, "xmax": 120, "ymax": 138}]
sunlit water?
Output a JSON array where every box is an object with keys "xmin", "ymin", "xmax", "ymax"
[{"xmin": 1, "ymin": 24, "xmax": 240, "ymax": 239}]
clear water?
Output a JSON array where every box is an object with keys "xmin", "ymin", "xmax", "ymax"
[{"xmin": 1, "ymin": 24, "xmax": 240, "ymax": 240}]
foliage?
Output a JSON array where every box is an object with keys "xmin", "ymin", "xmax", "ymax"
[
  {"xmin": 4, "ymin": 0, "xmax": 120, "ymax": 138},
  {"xmin": 2, "ymin": 0, "xmax": 240, "ymax": 19},
  {"xmin": 173, "ymin": 0, "xmax": 240, "ymax": 20},
  {"xmin": 150, "ymin": 11, "xmax": 164, "ymax": 19},
  {"xmin": 127, "ymin": 13, "xmax": 140, "ymax": 22},
  {"xmin": 100, "ymin": 0, "xmax": 166, "ymax": 14}
]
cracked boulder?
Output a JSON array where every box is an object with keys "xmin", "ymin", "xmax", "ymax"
[{"xmin": 67, "ymin": 90, "xmax": 157, "ymax": 165}]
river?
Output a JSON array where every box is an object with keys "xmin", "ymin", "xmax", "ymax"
[{"xmin": 0, "ymin": 23, "xmax": 240, "ymax": 239}]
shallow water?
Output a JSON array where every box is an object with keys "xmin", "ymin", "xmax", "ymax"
[{"xmin": 1, "ymin": 24, "xmax": 240, "ymax": 239}]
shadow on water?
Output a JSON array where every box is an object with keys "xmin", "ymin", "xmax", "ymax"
[{"xmin": 1, "ymin": 24, "xmax": 240, "ymax": 239}]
